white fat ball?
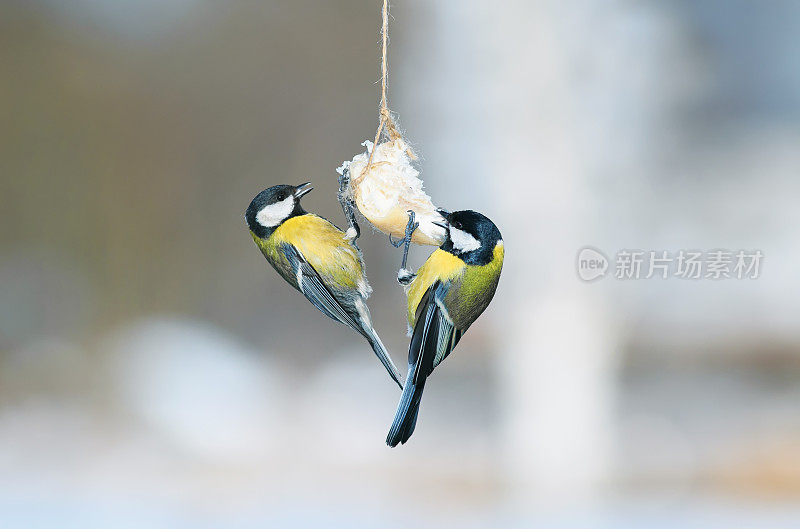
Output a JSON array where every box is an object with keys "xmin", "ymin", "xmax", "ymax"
[{"xmin": 337, "ymin": 138, "xmax": 446, "ymax": 246}]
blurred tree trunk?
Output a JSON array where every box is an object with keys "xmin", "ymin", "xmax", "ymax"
[{"xmin": 407, "ymin": 0, "xmax": 621, "ymax": 501}]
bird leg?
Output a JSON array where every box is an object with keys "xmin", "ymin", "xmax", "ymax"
[
  {"xmin": 393, "ymin": 210, "xmax": 419, "ymax": 285},
  {"xmin": 337, "ymin": 167, "xmax": 361, "ymax": 245}
]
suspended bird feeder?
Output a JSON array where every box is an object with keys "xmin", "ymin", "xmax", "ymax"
[
  {"xmin": 336, "ymin": 0, "xmax": 445, "ymax": 248},
  {"xmin": 337, "ymin": 138, "xmax": 445, "ymax": 246}
]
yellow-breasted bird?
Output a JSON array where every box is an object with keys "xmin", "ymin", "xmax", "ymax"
[
  {"xmin": 245, "ymin": 183, "xmax": 403, "ymax": 388},
  {"xmin": 387, "ymin": 209, "xmax": 504, "ymax": 446}
]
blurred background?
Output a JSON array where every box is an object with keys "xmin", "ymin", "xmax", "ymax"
[{"xmin": 2, "ymin": 0, "xmax": 800, "ymax": 527}]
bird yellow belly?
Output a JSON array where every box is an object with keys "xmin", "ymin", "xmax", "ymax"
[
  {"xmin": 257, "ymin": 214, "xmax": 367, "ymax": 293},
  {"xmin": 405, "ymin": 249, "xmax": 465, "ymax": 325},
  {"xmin": 406, "ymin": 242, "xmax": 504, "ymax": 327}
]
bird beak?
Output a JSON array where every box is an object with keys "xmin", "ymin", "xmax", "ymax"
[
  {"xmin": 432, "ymin": 207, "xmax": 450, "ymax": 229},
  {"xmin": 294, "ymin": 182, "xmax": 313, "ymax": 198}
]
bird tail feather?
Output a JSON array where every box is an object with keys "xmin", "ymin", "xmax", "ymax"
[
  {"xmin": 386, "ymin": 370, "xmax": 426, "ymax": 447},
  {"xmin": 365, "ymin": 329, "xmax": 403, "ymax": 390}
]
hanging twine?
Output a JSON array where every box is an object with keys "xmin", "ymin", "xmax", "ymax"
[
  {"xmin": 360, "ymin": 0, "xmax": 415, "ymax": 183},
  {"xmin": 336, "ymin": 0, "xmax": 447, "ymax": 247}
]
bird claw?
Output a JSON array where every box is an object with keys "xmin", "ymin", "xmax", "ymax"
[
  {"xmin": 404, "ymin": 210, "xmax": 419, "ymax": 239},
  {"xmin": 389, "ymin": 211, "xmax": 419, "ymax": 247},
  {"xmin": 337, "ymin": 167, "xmax": 361, "ymax": 245},
  {"xmin": 393, "ymin": 210, "xmax": 419, "ymax": 278},
  {"xmin": 397, "ymin": 268, "xmax": 416, "ymax": 285}
]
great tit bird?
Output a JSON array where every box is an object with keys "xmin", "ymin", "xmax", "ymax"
[
  {"xmin": 387, "ymin": 209, "xmax": 504, "ymax": 446},
  {"xmin": 245, "ymin": 183, "xmax": 403, "ymax": 389}
]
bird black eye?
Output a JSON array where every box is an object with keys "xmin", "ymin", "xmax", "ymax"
[
  {"xmin": 276, "ymin": 192, "xmax": 286, "ymax": 201},
  {"xmin": 452, "ymin": 221, "xmax": 462, "ymax": 230}
]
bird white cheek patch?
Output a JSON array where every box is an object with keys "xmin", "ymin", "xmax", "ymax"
[
  {"xmin": 449, "ymin": 227, "xmax": 480, "ymax": 253},
  {"xmin": 256, "ymin": 196, "xmax": 294, "ymax": 228}
]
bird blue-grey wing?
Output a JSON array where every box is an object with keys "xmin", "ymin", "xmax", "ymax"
[
  {"xmin": 281, "ymin": 243, "xmax": 403, "ymax": 388},
  {"xmin": 388, "ymin": 281, "xmax": 453, "ymax": 445},
  {"xmin": 282, "ymin": 244, "xmax": 360, "ymax": 329}
]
